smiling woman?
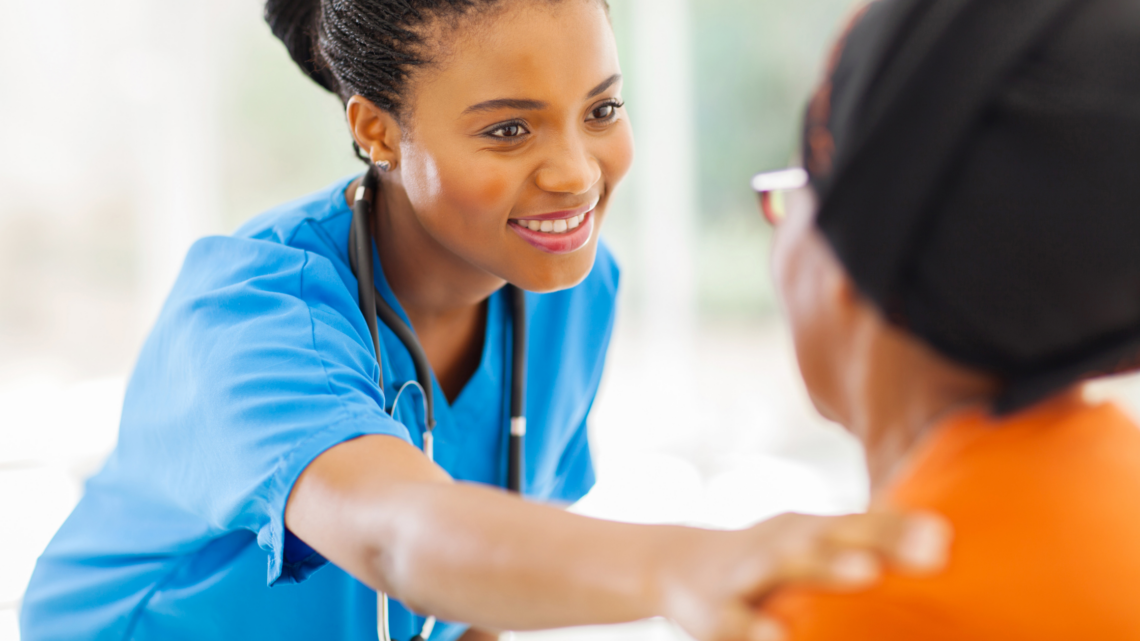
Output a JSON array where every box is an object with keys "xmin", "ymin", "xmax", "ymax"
[
  {"xmin": 19, "ymin": 1, "xmax": 947, "ymax": 641},
  {"xmin": 334, "ymin": 0, "xmax": 632, "ymax": 401}
]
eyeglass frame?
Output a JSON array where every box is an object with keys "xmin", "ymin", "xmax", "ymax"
[{"xmin": 750, "ymin": 167, "xmax": 809, "ymax": 226}]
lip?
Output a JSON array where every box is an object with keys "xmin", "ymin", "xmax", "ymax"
[
  {"xmin": 509, "ymin": 209, "xmax": 596, "ymax": 255},
  {"xmin": 512, "ymin": 203, "xmax": 597, "ymax": 222}
]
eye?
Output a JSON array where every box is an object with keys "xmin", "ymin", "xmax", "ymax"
[
  {"xmin": 486, "ymin": 122, "xmax": 530, "ymax": 139},
  {"xmin": 588, "ymin": 100, "xmax": 624, "ymax": 122}
]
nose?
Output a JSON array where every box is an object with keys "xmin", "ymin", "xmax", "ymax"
[{"xmin": 534, "ymin": 132, "xmax": 602, "ymax": 196}]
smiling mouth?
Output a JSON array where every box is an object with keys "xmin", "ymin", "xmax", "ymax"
[
  {"xmin": 507, "ymin": 208, "xmax": 596, "ymax": 255},
  {"xmin": 508, "ymin": 212, "xmax": 588, "ymax": 234}
]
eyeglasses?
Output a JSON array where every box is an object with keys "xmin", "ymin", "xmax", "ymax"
[{"xmin": 750, "ymin": 168, "xmax": 809, "ymax": 226}]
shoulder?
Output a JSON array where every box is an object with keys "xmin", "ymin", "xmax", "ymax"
[
  {"xmin": 171, "ymin": 176, "xmax": 364, "ymax": 314},
  {"xmin": 171, "ymin": 235, "xmax": 352, "ymax": 320},
  {"xmin": 234, "ymin": 175, "xmax": 358, "ymax": 247},
  {"xmin": 155, "ymin": 185, "xmax": 372, "ymax": 368},
  {"xmin": 766, "ymin": 401, "xmax": 1140, "ymax": 640},
  {"xmin": 890, "ymin": 400, "xmax": 1140, "ymax": 520}
]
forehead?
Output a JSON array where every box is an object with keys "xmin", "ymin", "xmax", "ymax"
[{"xmin": 414, "ymin": 1, "xmax": 619, "ymax": 110}]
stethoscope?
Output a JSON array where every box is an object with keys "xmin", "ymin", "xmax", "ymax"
[{"xmin": 347, "ymin": 168, "xmax": 528, "ymax": 641}]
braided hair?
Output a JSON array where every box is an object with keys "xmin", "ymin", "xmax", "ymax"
[{"xmin": 265, "ymin": 0, "xmax": 608, "ymax": 130}]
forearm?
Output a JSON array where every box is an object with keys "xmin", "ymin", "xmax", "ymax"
[
  {"xmin": 365, "ymin": 481, "xmax": 699, "ymax": 630},
  {"xmin": 286, "ymin": 435, "xmax": 709, "ymax": 631},
  {"xmin": 286, "ymin": 435, "xmax": 949, "ymax": 639}
]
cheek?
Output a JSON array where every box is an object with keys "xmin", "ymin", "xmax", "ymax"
[
  {"xmin": 400, "ymin": 147, "xmax": 445, "ymax": 208},
  {"xmin": 773, "ymin": 226, "xmax": 841, "ymax": 415},
  {"xmin": 598, "ymin": 123, "xmax": 635, "ymax": 189},
  {"xmin": 790, "ymin": 295, "xmax": 844, "ymax": 421},
  {"xmin": 401, "ymin": 145, "xmax": 525, "ymax": 241}
]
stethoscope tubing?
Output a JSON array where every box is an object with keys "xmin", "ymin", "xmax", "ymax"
[
  {"xmin": 507, "ymin": 285, "xmax": 527, "ymax": 493},
  {"xmin": 347, "ymin": 169, "xmax": 527, "ymax": 640}
]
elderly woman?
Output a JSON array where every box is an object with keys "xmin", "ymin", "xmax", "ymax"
[{"xmin": 753, "ymin": 0, "xmax": 1140, "ymax": 638}]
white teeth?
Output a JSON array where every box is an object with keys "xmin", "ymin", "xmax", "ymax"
[{"xmin": 516, "ymin": 212, "xmax": 589, "ymax": 234}]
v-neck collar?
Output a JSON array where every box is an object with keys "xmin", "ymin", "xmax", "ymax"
[{"xmin": 365, "ymin": 229, "xmax": 505, "ymax": 419}]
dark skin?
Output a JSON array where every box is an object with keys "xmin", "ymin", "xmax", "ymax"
[
  {"xmin": 289, "ymin": 3, "xmax": 952, "ymax": 640},
  {"xmin": 349, "ymin": 163, "xmax": 487, "ymax": 401},
  {"xmin": 771, "ymin": 186, "xmax": 1006, "ymax": 489},
  {"xmin": 342, "ymin": 0, "xmax": 626, "ymax": 399},
  {"xmin": 413, "ymin": 300, "xmax": 485, "ymax": 403}
]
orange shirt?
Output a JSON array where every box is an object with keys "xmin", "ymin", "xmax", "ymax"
[{"xmin": 765, "ymin": 397, "xmax": 1140, "ymax": 640}]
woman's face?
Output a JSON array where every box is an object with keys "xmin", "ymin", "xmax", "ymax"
[{"xmin": 387, "ymin": 0, "xmax": 632, "ymax": 293}]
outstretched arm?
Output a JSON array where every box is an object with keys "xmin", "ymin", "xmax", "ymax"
[{"xmin": 286, "ymin": 434, "xmax": 948, "ymax": 641}]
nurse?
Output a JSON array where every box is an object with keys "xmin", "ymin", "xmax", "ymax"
[{"xmin": 21, "ymin": 1, "xmax": 948, "ymax": 640}]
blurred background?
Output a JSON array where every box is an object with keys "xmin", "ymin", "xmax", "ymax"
[{"xmin": 7, "ymin": 0, "xmax": 1136, "ymax": 639}]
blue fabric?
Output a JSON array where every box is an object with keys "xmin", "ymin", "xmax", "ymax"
[{"xmin": 20, "ymin": 175, "xmax": 620, "ymax": 641}]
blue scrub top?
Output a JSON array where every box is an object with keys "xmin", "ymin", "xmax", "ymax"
[{"xmin": 21, "ymin": 176, "xmax": 620, "ymax": 641}]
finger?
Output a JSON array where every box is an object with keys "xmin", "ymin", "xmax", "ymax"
[
  {"xmin": 714, "ymin": 603, "xmax": 787, "ymax": 641},
  {"xmin": 820, "ymin": 511, "xmax": 952, "ymax": 575},
  {"xmin": 748, "ymin": 614, "xmax": 787, "ymax": 641},
  {"xmin": 773, "ymin": 547, "xmax": 882, "ymax": 592},
  {"xmin": 737, "ymin": 514, "xmax": 880, "ymax": 594},
  {"xmin": 894, "ymin": 512, "xmax": 952, "ymax": 574}
]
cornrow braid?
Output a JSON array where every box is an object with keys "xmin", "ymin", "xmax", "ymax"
[{"xmin": 266, "ymin": 0, "xmax": 610, "ymax": 154}]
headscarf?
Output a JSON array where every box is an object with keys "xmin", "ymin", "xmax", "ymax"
[{"xmin": 805, "ymin": 0, "xmax": 1140, "ymax": 412}]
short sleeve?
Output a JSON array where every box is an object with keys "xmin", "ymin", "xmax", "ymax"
[{"xmin": 115, "ymin": 236, "xmax": 412, "ymax": 586}]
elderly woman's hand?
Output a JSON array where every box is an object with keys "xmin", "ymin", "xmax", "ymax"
[{"xmin": 658, "ymin": 511, "xmax": 951, "ymax": 641}]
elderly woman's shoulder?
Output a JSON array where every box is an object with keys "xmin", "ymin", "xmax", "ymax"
[{"xmin": 766, "ymin": 397, "xmax": 1140, "ymax": 640}]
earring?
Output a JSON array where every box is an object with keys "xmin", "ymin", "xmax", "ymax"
[{"xmin": 375, "ymin": 160, "xmax": 392, "ymax": 172}]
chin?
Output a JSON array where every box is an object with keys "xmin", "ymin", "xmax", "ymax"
[
  {"xmin": 808, "ymin": 393, "xmax": 835, "ymax": 423},
  {"xmin": 806, "ymin": 384, "xmax": 848, "ymax": 428},
  {"xmin": 512, "ymin": 244, "xmax": 600, "ymax": 294}
]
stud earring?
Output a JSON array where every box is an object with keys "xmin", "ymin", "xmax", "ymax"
[{"xmin": 375, "ymin": 160, "xmax": 392, "ymax": 172}]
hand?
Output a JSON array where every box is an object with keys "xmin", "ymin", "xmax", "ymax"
[{"xmin": 656, "ymin": 511, "xmax": 951, "ymax": 641}]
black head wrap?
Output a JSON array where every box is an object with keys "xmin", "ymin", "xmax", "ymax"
[{"xmin": 805, "ymin": 0, "xmax": 1140, "ymax": 413}]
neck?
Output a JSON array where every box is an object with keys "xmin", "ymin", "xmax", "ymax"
[
  {"xmin": 845, "ymin": 325, "xmax": 998, "ymax": 492},
  {"xmin": 347, "ymin": 176, "xmax": 502, "ymax": 401},
  {"xmin": 856, "ymin": 382, "xmax": 986, "ymax": 492},
  {"xmin": 346, "ymin": 176, "xmax": 503, "ymax": 327},
  {"xmin": 368, "ymin": 179, "xmax": 505, "ymax": 325},
  {"xmin": 858, "ymin": 378, "xmax": 1087, "ymax": 492}
]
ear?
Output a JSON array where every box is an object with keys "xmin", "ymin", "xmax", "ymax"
[{"xmin": 346, "ymin": 96, "xmax": 404, "ymax": 169}]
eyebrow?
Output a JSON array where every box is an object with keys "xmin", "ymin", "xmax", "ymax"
[
  {"xmin": 461, "ymin": 74, "xmax": 623, "ymax": 115},
  {"xmin": 462, "ymin": 98, "xmax": 547, "ymax": 115},
  {"xmin": 587, "ymin": 73, "xmax": 622, "ymax": 99}
]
